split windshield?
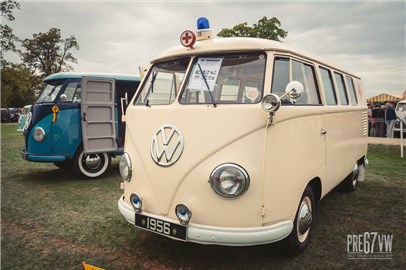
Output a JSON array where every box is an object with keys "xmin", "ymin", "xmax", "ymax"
[
  {"xmin": 135, "ymin": 52, "xmax": 266, "ymax": 106},
  {"xmin": 36, "ymin": 80, "xmax": 64, "ymax": 103},
  {"xmin": 135, "ymin": 58, "xmax": 190, "ymax": 106}
]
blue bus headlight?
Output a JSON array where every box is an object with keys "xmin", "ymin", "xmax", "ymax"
[
  {"xmin": 209, "ymin": 163, "xmax": 250, "ymax": 198},
  {"xmin": 119, "ymin": 152, "xmax": 132, "ymax": 181},
  {"xmin": 33, "ymin": 127, "xmax": 45, "ymax": 142}
]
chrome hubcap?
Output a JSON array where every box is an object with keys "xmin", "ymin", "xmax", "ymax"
[
  {"xmin": 297, "ymin": 196, "xmax": 312, "ymax": 242},
  {"xmin": 84, "ymin": 154, "xmax": 102, "ymax": 170}
]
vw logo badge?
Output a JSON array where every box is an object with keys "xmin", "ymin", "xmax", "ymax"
[{"xmin": 151, "ymin": 124, "xmax": 184, "ymax": 166}]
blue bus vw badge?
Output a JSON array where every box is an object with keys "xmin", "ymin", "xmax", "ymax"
[{"xmin": 151, "ymin": 124, "xmax": 184, "ymax": 166}]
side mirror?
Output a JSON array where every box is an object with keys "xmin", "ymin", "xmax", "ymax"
[
  {"xmin": 284, "ymin": 81, "xmax": 304, "ymax": 100},
  {"xmin": 261, "ymin": 94, "xmax": 281, "ymax": 113},
  {"xmin": 60, "ymin": 94, "xmax": 67, "ymax": 103}
]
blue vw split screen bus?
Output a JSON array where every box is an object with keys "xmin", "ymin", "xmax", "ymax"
[{"xmin": 22, "ymin": 72, "xmax": 140, "ymax": 178}]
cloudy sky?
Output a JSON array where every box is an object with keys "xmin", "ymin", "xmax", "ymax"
[{"xmin": 4, "ymin": 0, "xmax": 405, "ymax": 98}]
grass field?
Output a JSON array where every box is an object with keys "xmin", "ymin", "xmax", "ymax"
[{"xmin": 1, "ymin": 123, "xmax": 405, "ymax": 269}]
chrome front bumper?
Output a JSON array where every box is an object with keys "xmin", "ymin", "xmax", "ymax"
[{"xmin": 118, "ymin": 194, "xmax": 293, "ymax": 246}]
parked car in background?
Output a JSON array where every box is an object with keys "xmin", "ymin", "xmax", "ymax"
[
  {"xmin": 17, "ymin": 105, "xmax": 32, "ymax": 131},
  {"xmin": 1, "ymin": 108, "xmax": 10, "ymax": 123},
  {"xmin": 394, "ymin": 100, "xmax": 406, "ymax": 136},
  {"xmin": 10, "ymin": 108, "xmax": 22, "ymax": 122}
]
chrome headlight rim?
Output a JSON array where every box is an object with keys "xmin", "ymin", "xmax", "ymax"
[
  {"xmin": 119, "ymin": 152, "xmax": 132, "ymax": 181},
  {"xmin": 209, "ymin": 163, "xmax": 250, "ymax": 199},
  {"xmin": 33, "ymin": 127, "xmax": 45, "ymax": 142}
]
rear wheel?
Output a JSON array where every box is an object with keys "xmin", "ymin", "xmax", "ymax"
[
  {"xmin": 341, "ymin": 162, "xmax": 364, "ymax": 192},
  {"xmin": 73, "ymin": 147, "xmax": 111, "ymax": 178},
  {"xmin": 283, "ymin": 185, "xmax": 315, "ymax": 255}
]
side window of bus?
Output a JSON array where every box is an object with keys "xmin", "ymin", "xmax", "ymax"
[
  {"xmin": 271, "ymin": 57, "xmax": 321, "ymax": 105},
  {"xmin": 291, "ymin": 60, "xmax": 321, "ymax": 105},
  {"xmin": 63, "ymin": 81, "xmax": 81, "ymax": 102},
  {"xmin": 346, "ymin": 76, "xmax": 358, "ymax": 105},
  {"xmin": 334, "ymin": 72, "xmax": 349, "ymax": 105},
  {"xmin": 320, "ymin": 67, "xmax": 337, "ymax": 105},
  {"xmin": 271, "ymin": 57, "xmax": 289, "ymax": 98},
  {"xmin": 146, "ymin": 72, "xmax": 178, "ymax": 105}
]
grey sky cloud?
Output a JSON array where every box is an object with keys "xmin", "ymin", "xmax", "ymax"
[{"xmin": 4, "ymin": 1, "xmax": 405, "ymax": 98}]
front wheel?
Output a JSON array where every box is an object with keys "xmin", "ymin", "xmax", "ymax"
[
  {"xmin": 283, "ymin": 185, "xmax": 315, "ymax": 255},
  {"xmin": 73, "ymin": 147, "xmax": 111, "ymax": 178}
]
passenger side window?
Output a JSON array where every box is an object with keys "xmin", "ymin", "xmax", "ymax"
[
  {"xmin": 346, "ymin": 76, "xmax": 358, "ymax": 105},
  {"xmin": 271, "ymin": 57, "xmax": 290, "ymax": 98},
  {"xmin": 320, "ymin": 67, "xmax": 337, "ymax": 105},
  {"xmin": 272, "ymin": 57, "xmax": 321, "ymax": 105},
  {"xmin": 62, "ymin": 81, "xmax": 81, "ymax": 102},
  {"xmin": 334, "ymin": 72, "xmax": 348, "ymax": 105},
  {"xmin": 291, "ymin": 60, "xmax": 321, "ymax": 105}
]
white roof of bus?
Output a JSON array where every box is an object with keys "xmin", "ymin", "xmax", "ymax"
[{"xmin": 153, "ymin": 37, "xmax": 359, "ymax": 79}]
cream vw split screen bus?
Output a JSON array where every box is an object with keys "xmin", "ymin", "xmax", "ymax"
[{"xmin": 118, "ymin": 18, "xmax": 368, "ymax": 254}]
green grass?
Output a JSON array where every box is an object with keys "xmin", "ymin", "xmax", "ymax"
[{"xmin": 1, "ymin": 123, "xmax": 405, "ymax": 269}]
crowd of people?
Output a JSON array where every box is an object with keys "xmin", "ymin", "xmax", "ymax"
[{"xmin": 368, "ymin": 102, "xmax": 397, "ymax": 138}]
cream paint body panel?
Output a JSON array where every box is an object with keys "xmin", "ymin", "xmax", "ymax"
[
  {"xmin": 124, "ymin": 104, "xmax": 269, "ymax": 227},
  {"xmin": 262, "ymin": 106, "xmax": 326, "ymax": 224}
]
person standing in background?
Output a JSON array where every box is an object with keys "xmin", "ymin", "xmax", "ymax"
[
  {"xmin": 368, "ymin": 103, "xmax": 373, "ymax": 136},
  {"xmin": 374, "ymin": 104, "xmax": 385, "ymax": 137},
  {"xmin": 385, "ymin": 102, "xmax": 397, "ymax": 138}
]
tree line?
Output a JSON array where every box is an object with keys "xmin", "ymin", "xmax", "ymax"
[{"xmin": 1, "ymin": 0, "xmax": 79, "ymax": 107}]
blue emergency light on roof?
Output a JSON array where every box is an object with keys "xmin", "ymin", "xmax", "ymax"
[
  {"xmin": 195, "ymin": 17, "xmax": 212, "ymax": 41},
  {"xmin": 197, "ymin": 17, "xmax": 210, "ymax": 30}
]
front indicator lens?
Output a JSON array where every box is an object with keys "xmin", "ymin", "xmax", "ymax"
[
  {"xmin": 130, "ymin": 193, "xmax": 142, "ymax": 213},
  {"xmin": 209, "ymin": 163, "xmax": 250, "ymax": 198},
  {"xmin": 119, "ymin": 152, "xmax": 132, "ymax": 181},
  {"xmin": 33, "ymin": 127, "xmax": 45, "ymax": 142},
  {"xmin": 175, "ymin": 204, "xmax": 192, "ymax": 225}
]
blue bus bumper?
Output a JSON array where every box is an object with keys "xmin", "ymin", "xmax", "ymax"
[{"xmin": 21, "ymin": 149, "xmax": 68, "ymax": 162}]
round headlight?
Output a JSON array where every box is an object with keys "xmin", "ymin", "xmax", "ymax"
[
  {"xmin": 33, "ymin": 127, "xmax": 45, "ymax": 142},
  {"xmin": 209, "ymin": 163, "xmax": 250, "ymax": 198},
  {"xmin": 119, "ymin": 152, "xmax": 132, "ymax": 181}
]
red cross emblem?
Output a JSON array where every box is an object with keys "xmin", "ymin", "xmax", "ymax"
[{"xmin": 180, "ymin": 30, "xmax": 196, "ymax": 48}]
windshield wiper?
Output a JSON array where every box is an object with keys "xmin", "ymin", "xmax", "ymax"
[
  {"xmin": 145, "ymin": 71, "xmax": 158, "ymax": 107},
  {"xmin": 197, "ymin": 63, "xmax": 217, "ymax": 108}
]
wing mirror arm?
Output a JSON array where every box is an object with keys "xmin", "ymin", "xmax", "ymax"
[{"xmin": 261, "ymin": 81, "xmax": 304, "ymax": 126}]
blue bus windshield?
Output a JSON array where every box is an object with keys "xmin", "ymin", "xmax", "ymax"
[{"xmin": 36, "ymin": 81, "xmax": 63, "ymax": 103}]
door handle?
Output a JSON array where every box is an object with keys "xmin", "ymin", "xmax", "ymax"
[
  {"xmin": 320, "ymin": 128, "xmax": 327, "ymax": 135},
  {"xmin": 82, "ymin": 112, "xmax": 87, "ymax": 122}
]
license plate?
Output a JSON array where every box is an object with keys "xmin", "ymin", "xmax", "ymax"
[{"xmin": 135, "ymin": 213, "xmax": 187, "ymax": 241}]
